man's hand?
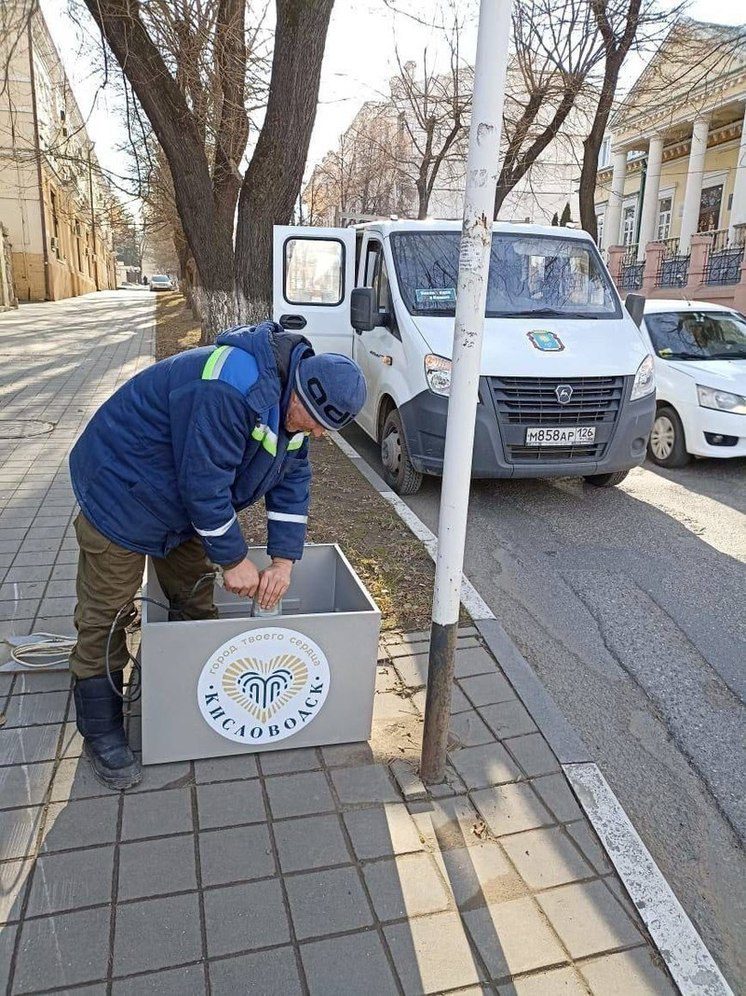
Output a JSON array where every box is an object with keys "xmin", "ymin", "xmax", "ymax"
[
  {"xmin": 222, "ymin": 558, "xmax": 260, "ymax": 598},
  {"xmin": 256, "ymin": 558, "xmax": 293, "ymax": 609}
]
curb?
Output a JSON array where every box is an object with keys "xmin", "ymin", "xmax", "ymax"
[{"xmin": 329, "ymin": 432, "xmax": 733, "ymax": 996}]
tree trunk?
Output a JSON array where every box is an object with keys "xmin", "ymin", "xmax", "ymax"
[
  {"xmin": 234, "ymin": 0, "xmax": 335, "ymax": 312},
  {"xmin": 578, "ymin": 58, "xmax": 623, "ymax": 240}
]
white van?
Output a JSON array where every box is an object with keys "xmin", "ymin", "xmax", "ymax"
[
  {"xmin": 642, "ymin": 299, "xmax": 746, "ymax": 467},
  {"xmin": 273, "ymin": 220, "xmax": 656, "ymax": 494}
]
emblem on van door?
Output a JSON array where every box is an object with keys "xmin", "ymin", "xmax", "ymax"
[
  {"xmin": 555, "ymin": 384, "xmax": 573, "ymax": 405},
  {"xmin": 527, "ymin": 330, "xmax": 564, "ymax": 352}
]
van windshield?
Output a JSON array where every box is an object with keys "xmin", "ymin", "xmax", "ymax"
[{"xmin": 389, "ymin": 231, "xmax": 620, "ymax": 319}]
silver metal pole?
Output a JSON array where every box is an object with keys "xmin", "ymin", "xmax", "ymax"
[{"xmin": 420, "ymin": 0, "xmax": 512, "ymax": 784}]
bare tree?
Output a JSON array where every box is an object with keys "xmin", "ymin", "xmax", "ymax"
[{"xmin": 82, "ymin": 0, "xmax": 334, "ymax": 337}]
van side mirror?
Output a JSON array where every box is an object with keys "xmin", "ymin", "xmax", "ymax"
[
  {"xmin": 351, "ymin": 287, "xmax": 377, "ymax": 333},
  {"xmin": 625, "ymin": 293, "xmax": 646, "ymax": 329}
]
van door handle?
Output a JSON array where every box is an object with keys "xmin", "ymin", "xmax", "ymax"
[{"xmin": 279, "ymin": 314, "xmax": 307, "ymax": 330}]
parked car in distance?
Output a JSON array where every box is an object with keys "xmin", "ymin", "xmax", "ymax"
[
  {"xmin": 149, "ymin": 274, "xmax": 174, "ymax": 292},
  {"xmin": 641, "ymin": 299, "xmax": 746, "ymax": 467}
]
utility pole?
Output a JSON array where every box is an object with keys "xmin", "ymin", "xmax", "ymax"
[{"xmin": 420, "ymin": 0, "xmax": 512, "ymax": 784}]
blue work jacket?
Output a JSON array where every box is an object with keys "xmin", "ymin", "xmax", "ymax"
[{"xmin": 69, "ymin": 322, "xmax": 312, "ymax": 565}]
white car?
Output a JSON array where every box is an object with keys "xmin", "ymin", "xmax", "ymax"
[
  {"xmin": 642, "ymin": 299, "xmax": 746, "ymax": 467},
  {"xmin": 149, "ymin": 274, "xmax": 174, "ymax": 292}
]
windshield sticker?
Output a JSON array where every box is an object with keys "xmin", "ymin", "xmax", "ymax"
[
  {"xmin": 415, "ymin": 288, "xmax": 457, "ymax": 307},
  {"xmin": 527, "ymin": 330, "xmax": 564, "ymax": 352}
]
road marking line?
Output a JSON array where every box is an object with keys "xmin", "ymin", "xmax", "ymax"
[
  {"xmin": 331, "ymin": 431, "xmax": 732, "ymax": 994},
  {"xmin": 565, "ymin": 762, "xmax": 733, "ymax": 996}
]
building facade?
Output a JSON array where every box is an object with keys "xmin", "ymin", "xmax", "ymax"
[
  {"xmin": 594, "ymin": 19, "xmax": 746, "ymax": 307},
  {"xmin": 0, "ymin": 4, "xmax": 117, "ymax": 302}
]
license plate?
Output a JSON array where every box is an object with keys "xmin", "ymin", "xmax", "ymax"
[{"xmin": 525, "ymin": 426, "xmax": 596, "ymax": 446}]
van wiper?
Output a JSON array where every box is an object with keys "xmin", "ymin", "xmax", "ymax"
[{"xmin": 518, "ymin": 308, "xmax": 599, "ymax": 319}]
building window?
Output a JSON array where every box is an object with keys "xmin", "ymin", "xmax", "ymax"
[
  {"xmin": 621, "ymin": 202, "xmax": 637, "ymax": 246},
  {"xmin": 657, "ymin": 196, "xmax": 673, "ymax": 241},
  {"xmin": 599, "ymin": 137, "xmax": 611, "ymax": 170},
  {"xmin": 698, "ymin": 184, "xmax": 723, "ymax": 232}
]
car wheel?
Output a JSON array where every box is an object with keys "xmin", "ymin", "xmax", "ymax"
[
  {"xmin": 584, "ymin": 470, "xmax": 630, "ymax": 488},
  {"xmin": 648, "ymin": 406, "xmax": 690, "ymax": 468},
  {"xmin": 380, "ymin": 408, "xmax": 423, "ymax": 495}
]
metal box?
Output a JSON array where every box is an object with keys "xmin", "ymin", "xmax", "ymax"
[{"xmin": 140, "ymin": 544, "xmax": 380, "ymax": 764}]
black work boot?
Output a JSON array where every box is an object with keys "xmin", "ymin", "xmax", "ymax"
[{"xmin": 73, "ymin": 672, "xmax": 142, "ymax": 790}]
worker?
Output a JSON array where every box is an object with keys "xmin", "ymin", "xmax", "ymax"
[{"xmin": 68, "ymin": 320, "xmax": 366, "ymax": 790}]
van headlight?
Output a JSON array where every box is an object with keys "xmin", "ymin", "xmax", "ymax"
[
  {"xmin": 697, "ymin": 385, "xmax": 746, "ymax": 414},
  {"xmin": 631, "ymin": 354, "xmax": 655, "ymax": 400},
  {"xmin": 425, "ymin": 354, "xmax": 451, "ymax": 396}
]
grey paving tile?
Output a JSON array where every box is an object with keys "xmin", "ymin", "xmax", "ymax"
[
  {"xmin": 532, "ymin": 773, "xmax": 584, "ymax": 823},
  {"xmin": 26, "ymin": 844, "xmax": 114, "ymax": 915},
  {"xmin": 455, "ymin": 646, "xmax": 497, "ymax": 677},
  {"xmin": 210, "ymin": 946, "xmax": 302, "ymax": 995},
  {"xmin": 11, "ymin": 551, "xmax": 57, "ymax": 567},
  {"xmin": 330, "ymin": 763, "xmax": 400, "ymax": 805},
  {"xmin": 440, "ymin": 840, "xmax": 524, "ymax": 909},
  {"xmin": 502, "ymin": 826, "xmax": 594, "ymax": 890},
  {"xmin": 2, "ymin": 689, "xmax": 69, "ymax": 727},
  {"xmin": 13, "ymin": 907, "xmax": 110, "ymax": 991},
  {"xmin": 479, "ymin": 700, "xmax": 538, "ymax": 740},
  {"xmin": 39, "ymin": 595, "xmax": 78, "ymax": 616},
  {"xmin": 265, "ymin": 770, "xmax": 335, "ymax": 819},
  {"xmin": 411, "ymin": 682, "xmax": 471, "ymax": 715},
  {"xmin": 111, "ymin": 964, "xmax": 207, "ymax": 995},
  {"xmin": 0, "ymin": 858, "xmax": 32, "ymax": 924},
  {"xmin": 392, "ymin": 652, "xmax": 428, "ymax": 687},
  {"xmin": 566, "ymin": 820, "xmax": 613, "ymax": 875},
  {"xmin": 343, "ymin": 803, "xmax": 425, "ymax": 860},
  {"xmin": 449, "ymin": 742, "xmax": 521, "ymax": 790},
  {"xmin": 50, "ymin": 756, "xmax": 106, "ymax": 802},
  {"xmin": 0, "ymin": 598, "xmax": 38, "ymax": 620},
  {"xmin": 464, "ymin": 896, "xmax": 568, "ymax": 978},
  {"xmin": 122, "ymin": 787, "xmax": 194, "ymax": 840},
  {"xmin": 118, "ymin": 834, "xmax": 197, "ymax": 900},
  {"xmin": 301, "ymin": 930, "xmax": 399, "ymax": 996},
  {"xmin": 472, "ymin": 783, "xmax": 554, "ymax": 837},
  {"xmin": 41, "ymin": 797, "xmax": 119, "ymax": 852},
  {"xmin": 0, "ymin": 804, "xmax": 43, "ymax": 860},
  {"xmin": 362, "ymin": 852, "xmax": 451, "ymax": 921},
  {"xmin": 497, "ymin": 965, "xmax": 588, "ymax": 995},
  {"xmin": 384, "ymin": 910, "xmax": 484, "ymax": 994},
  {"xmin": 44, "ymin": 578, "xmax": 78, "ymax": 598},
  {"xmin": 0, "ymin": 760, "xmax": 54, "ymax": 808},
  {"xmin": 199, "ymin": 823, "xmax": 274, "ymax": 886},
  {"xmin": 196, "ymin": 779, "xmax": 266, "ymax": 829},
  {"xmin": 504, "ymin": 733, "xmax": 560, "ymax": 777},
  {"xmin": 459, "ymin": 671, "xmax": 516, "ymax": 707},
  {"xmin": 194, "ymin": 754, "xmax": 258, "ymax": 783},
  {"xmin": 285, "ymin": 865, "xmax": 373, "ymax": 940},
  {"xmin": 449, "ymin": 709, "xmax": 497, "ymax": 748},
  {"xmin": 113, "ymin": 892, "xmax": 203, "ymax": 975},
  {"xmin": 0, "ymin": 580, "xmax": 45, "ymax": 600},
  {"xmin": 274, "ymin": 813, "xmax": 349, "ymax": 873},
  {"xmin": 579, "ymin": 946, "xmax": 677, "ymax": 995},
  {"xmin": 130, "ymin": 759, "xmax": 191, "ymax": 793},
  {"xmin": 408, "ymin": 796, "xmax": 483, "ymax": 850},
  {"xmin": 7, "ymin": 668, "xmax": 71, "ymax": 693},
  {"xmin": 204, "ymin": 879, "xmax": 290, "ymax": 956},
  {"xmin": 537, "ymin": 880, "xmax": 643, "ymax": 958},
  {"xmin": 0, "ymin": 925, "xmax": 14, "ymax": 991},
  {"xmin": 259, "ymin": 746, "xmax": 320, "ymax": 775}
]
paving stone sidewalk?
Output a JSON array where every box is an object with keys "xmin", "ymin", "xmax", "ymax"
[{"xmin": 1, "ymin": 293, "xmax": 676, "ymax": 994}]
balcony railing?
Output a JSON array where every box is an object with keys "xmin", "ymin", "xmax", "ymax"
[
  {"xmin": 704, "ymin": 227, "xmax": 746, "ymax": 286},
  {"xmin": 619, "ymin": 243, "xmax": 643, "ymax": 290},
  {"xmin": 656, "ymin": 237, "xmax": 689, "ymax": 288}
]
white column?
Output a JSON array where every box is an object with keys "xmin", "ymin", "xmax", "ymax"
[
  {"xmin": 728, "ymin": 101, "xmax": 746, "ymax": 242},
  {"xmin": 602, "ymin": 149, "xmax": 627, "ymax": 250},
  {"xmin": 637, "ymin": 135, "xmax": 664, "ymax": 260},
  {"xmin": 679, "ymin": 115, "xmax": 710, "ymax": 253}
]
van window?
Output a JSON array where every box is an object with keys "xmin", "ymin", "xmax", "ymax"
[
  {"xmin": 390, "ymin": 231, "xmax": 620, "ymax": 319},
  {"xmin": 284, "ymin": 237, "xmax": 344, "ymax": 306}
]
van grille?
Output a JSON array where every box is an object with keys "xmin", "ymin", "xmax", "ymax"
[{"xmin": 488, "ymin": 375, "xmax": 626, "ymax": 464}]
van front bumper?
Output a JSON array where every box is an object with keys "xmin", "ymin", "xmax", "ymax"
[{"xmin": 398, "ymin": 380, "xmax": 655, "ymax": 479}]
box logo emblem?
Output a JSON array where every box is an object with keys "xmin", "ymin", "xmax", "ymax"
[
  {"xmin": 527, "ymin": 330, "xmax": 564, "ymax": 352},
  {"xmin": 197, "ymin": 627, "xmax": 330, "ymax": 744}
]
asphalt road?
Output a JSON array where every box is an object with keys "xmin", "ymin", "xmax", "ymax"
[{"xmin": 344, "ymin": 423, "xmax": 746, "ymax": 990}]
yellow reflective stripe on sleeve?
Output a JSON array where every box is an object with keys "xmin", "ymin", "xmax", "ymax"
[{"xmin": 201, "ymin": 345, "xmax": 230, "ymax": 380}]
